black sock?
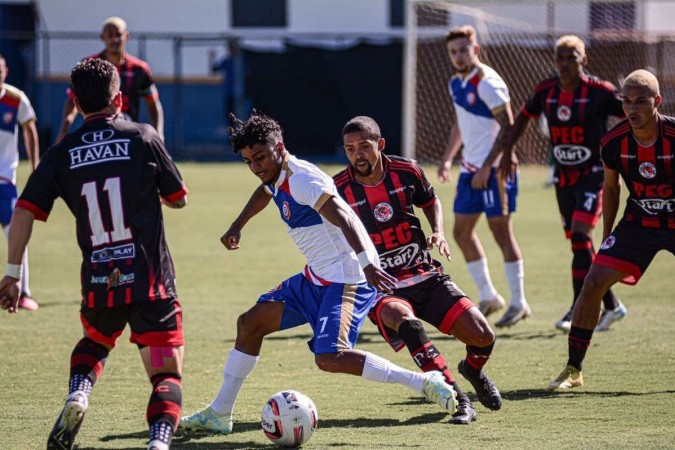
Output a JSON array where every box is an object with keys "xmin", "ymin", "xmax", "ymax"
[{"xmin": 568, "ymin": 326, "xmax": 594, "ymax": 370}]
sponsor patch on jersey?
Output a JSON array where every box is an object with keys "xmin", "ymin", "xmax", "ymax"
[
  {"xmin": 600, "ymin": 235, "xmax": 615, "ymax": 250},
  {"xmin": 91, "ymin": 243, "xmax": 135, "ymax": 263},
  {"xmin": 632, "ymin": 198, "xmax": 675, "ymax": 215},
  {"xmin": 2, "ymin": 111, "xmax": 13, "ymax": 124},
  {"xmin": 557, "ymin": 105, "xmax": 571, "ymax": 122},
  {"xmin": 553, "ymin": 145, "xmax": 591, "ymax": 165},
  {"xmin": 89, "ymin": 268, "xmax": 135, "ymax": 289},
  {"xmin": 466, "ymin": 92, "xmax": 476, "ymax": 106},
  {"xmin": 81, "ymin": 129, "xmax": 115, "ymax": 144},
  {"xmin": 282, "ymin": 201, "xmax": 291, "ymax": 220},
  {"xmin": 373, "ymin": 202, "xmax": 394, "ymax": 222},
  {"xmin": 639, "ymin": 162, "xmax": 657, "ymax": 179},
  {"xmin": 69, "ymin": 139, "xmax": 131, "ymax": 169},
  {"xmin": 379, "ymin": 243, "xmax": 419, "ymax": 270}
]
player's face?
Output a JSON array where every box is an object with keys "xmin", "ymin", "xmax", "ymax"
[
  {"xmin": 555, "ymin": 46, "xmax": 585, "ymax": 84},
  {"xmin": 101, "ymin": 24, "xmax": 128, "ymax": 56},
  {"xmin": 0, "ymin": 59, "xmax": 6, "ymax": 86},
  {"xmin": 622, "ymin": 85, "xmax": 661, "ymax": 130},
  {"xmin": 241, "ymin": 142, "xmax": 284, "ymax": 184},
  {"xmin": 447, "ymin": 38, "xmax": 479, "ymax": 74},
  {"xmin": 343, "ymin": 131, "xmax": 384, "ymax": 178}
]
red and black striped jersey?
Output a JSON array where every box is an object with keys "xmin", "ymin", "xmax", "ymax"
[
  {"xmin": 17, "ymin": 115, "xmax": 188, "ymax": 308},
  {"xmin": 522, "ymin": 75, "xmax": 623, "ymax": 187},
  {"xmin": 333, "ymin": 155, "xmax": 444, "ymax": 286},
  {"xmin": 601, "ymin": 114, "xmax": 675, "ymax": 229}
]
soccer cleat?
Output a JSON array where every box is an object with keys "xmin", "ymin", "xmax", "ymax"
[
  {"xmin": 179, "ymin": 406, "xmax": 233, "ymax": 434},
  {"xmin": 494, "ymin": 304, "xmax": 532, "ymax": 328},
  {"xmin": 448, "ymin": 395, "xmax": 477, "ymax": 425},
  {"xmin": 18, "ymin": 293, "xmax": 39, "ymax": 311},
  {"xmin": 478, "ymin": 295, "xmax": 506, "ymax": 318},
  {"xmin": 422, "ymin": 371, "xmax": 458, "ymax": 414},
  {"xmin": 595, "ymin": 301, "xmax": 627, "ymax": 332},
  {"xmin": 457, "ymin": 360, "xmax": 502, "ymax": 411},
  {"xmin": 47, "ymin": 391, "xmax": 88, "ymax": 450},
  {"xmin": 547, "ymin": 364, "xmax": 584, "ymax": 391},
  {"xmin": 555, "ymin": 309, "xmax": 573, "ymax": 333}
]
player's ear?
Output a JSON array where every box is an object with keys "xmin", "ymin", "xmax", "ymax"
[
  {"xmin": 378, "ymin": 138, "xmax": 386, "ymax": 151},
  {"xmin": 655, "ymin": 95, "xmax": 662, "ymax": 108},
  {"xmin": 473, "ymin": 43, "xmax": 480, "ymax": 56},
  {"xmin": 72, "ymin": 96, "xmax": 83, "ymax": 114},
  {"xmin": 113, "ymin": 91, "xmax": 123, "ymax": 108}
]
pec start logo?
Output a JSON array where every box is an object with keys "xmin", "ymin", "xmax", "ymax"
[
  {"xmin": 373, "ymin": 202, "xmax": 394, "ymax": 222},
  {"xmin": 600, "ymin": 235, "xmax": 615, "ymax": 250},
  {"xmin": 465, "ymin": 92, "xmax": 477, "ymax": 106},
  {"xmin": 282, "ymin": 201, "xmax": 291, "ymax": 220},
  {"xmin": 2, "ymin": 111, "xmax": 13, "ymax": 124},
  {"xmin": 557, "ymin": 105, "xmax": 571, "ymax": 122},
  {"xmin": 639, "ymin": 162, "xmax": 657, "ymax": 179}
]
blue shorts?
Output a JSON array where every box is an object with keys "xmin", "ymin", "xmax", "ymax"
[
  {"xmin": 257, "ymin": 273, "xmax": 378, "ymax": 355},
  {"xmin": 0, "ymin": 183, "xmax": 17, "ymax": 225},
  {"xmin": 454, "ymin": 169, "xmax": 518, "ymax": 217}
]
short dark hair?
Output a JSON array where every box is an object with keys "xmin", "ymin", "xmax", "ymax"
[
  {"xmin": 445, "ymin": 25, "xmax": 477, "ymax": 44},
  {"xmin": 71, "ymin": 58, "xmax": 120, "ymax": 114},
  {"xmin": 342, "ymin": 116, "xmax": 381, "ymax": 141},
  {"xmin": 228, "ymin": 110, "xmax": 283, "ymax": 153}
]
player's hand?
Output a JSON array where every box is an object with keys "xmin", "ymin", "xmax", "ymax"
[
  {"xmin": 0, "ymin": 276, "xmax": 21, "ymax": 314},
  {"xmin": 471, "ymin": 166, "xmax": 491, "ymax": 189},
  {"xmin": 363, "ymin": 265, "xmax": 398, "ymax": 294},
  {"xmin": 437, "ymin": 163, "xmax": 452, "ymax": 183},
  {"xmin": 499, "ymin": 150, "xmax": 519, "ymax": 179},
  {"xmin": 427, "ymin": 232, "xmax": 451, "ymax": 261},
  {"xmin": 220, "ymin": 226, "xmax": 242, "ymax": 250}
]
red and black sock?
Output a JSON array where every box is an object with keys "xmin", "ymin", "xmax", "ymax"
[
  {"xmin": 568, "ymin": 326, "xmax": 593, "ymax": 370},
  {"xmin": 570, "ymin": 232, "xmax": 593, "ymax": 309},
  {"xmin": 398, "ymin": 319, "xmax": 455, "ymax": 384},
  {"xmin": 148, "ymin": 372, "xmax": 182, "ymax": 446},
  {"xmin": 464, "ymin": 342, "xmax": 494, "ymax": 375},
  {"xmin": 69, "ymin": 337, "xmax": 109, "ymax": 396}
]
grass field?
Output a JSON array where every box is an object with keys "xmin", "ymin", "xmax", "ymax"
[{"xmin": 1, "ymin": 162, "xmax": 674, "ymax": 450}]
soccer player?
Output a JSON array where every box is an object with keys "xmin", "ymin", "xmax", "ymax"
[
  {"xmin": 0, "ymin": 59, "xmax": 188, "ymax": 450},
  {"xmin": 501, "ymin": 35, "xmax": 627, "ymax": 332},
  {"xmin": 56, "ymin": 17, "xmax": 164, "ymax": 142},
  {"xmin": 547, "ymin": 69, "xmax": 674, "ymax": 390},
  {"xmin": 180, "ymin": 112, "xmax": 458, "ymax": 434},
  {"xmin": 334, "ymin": 116, "xmax": 502, "ymax": 423},
  {"xmin": 436, "ymin": 25, "xmax": 529, "ymax": 328},
  {"xmin": 0, "ymin": 54, "xmax": 39, "ymax": 310}
]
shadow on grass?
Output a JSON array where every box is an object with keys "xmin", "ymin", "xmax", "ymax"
[
  {"xmin": 493, "ymin": 330, "xmax": 561, "ymax": 340},
  {"xmin": 501, "ymin": 388, "xmax": 675, "ymax": 401}
]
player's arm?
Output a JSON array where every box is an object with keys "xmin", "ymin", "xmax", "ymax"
[
  {"xmin": 421, "ymin": 198, "xmax": 451, "ymax": 260},
  {"xmin": 472, "ymin": 103, "xmax": 514, "ymax": 189},
  {"xmin": 161, "ymin": 196, "xmax": 187, "ymax": 209},
  {"xmin": 437, "ymin": 124, "xmax": 463, "ymax": 183},
  {"xmin": 20, "ymin": 119, "xmax": 40, "ymax": 170},
  {"xmin": 221, "ymin": 184, "xmax": 272, "ymax": 250},
  {"xmin": 146, "ymin": 96, "xmax": 165, "ymax": 143},
  {"xmin": 56, "ymin": 97, "xmax": 78, "ymax": 142},
  {"xmin": 498, "ymin": 111, "xmax": 531, "ymax": 177},
  {"xmin": 601, "ymin": 166, "xmax": 621, "ymax": 240},
  {"xmin": 318, "ymin": 196, "xmax": 397, "ymax": 293},
  {"xmin": 0, "ymin": 207, "xmax": 36, "ymax": 313}
]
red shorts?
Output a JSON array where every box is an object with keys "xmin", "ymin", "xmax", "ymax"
[{"xmin": 80, "ymin": 299, "xmax": 184, "ymax": 348}]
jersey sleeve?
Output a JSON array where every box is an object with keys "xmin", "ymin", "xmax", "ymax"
[
  {"xmin": 138, "ymin": 65, "xmax": 159, "ymax": 100},
  {"xmin": 16, "ymin": 155, "xmax": 60, "ymax": 221},
  {"xmin": 289, "ymin": 172, "xmax": 335, "ymax": 212},
  {"xmin": 17, "ymin": 93, "xmax": 36, "ymax": 125},
  {"xmin": 477, "ymin": 75, "xmax": 510, "ymax": 111},
  {"xmin": 600, "ymin": 140, "xmax": 619, "ymax": 170},
  {"xmin": 411, "ymin": 165, "xmax": 437, "ymax": 208},
  {"xmin": 522, "ymin": 89, "xmax": 544, "ymax": 119},
  {"xmin": 145, "ymin": 128, "xmax": 187, "ymax": 202}
]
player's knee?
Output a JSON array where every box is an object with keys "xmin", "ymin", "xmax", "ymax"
[
  {"xmin": 579, "ymin": 271, "xmax": 610, "ymax": 298},
  {"xmin": 467, "ymin": 315, "xmax": 496, "ymax": 346},
  {"xmin": 452, "ymin": 226, "xmax": 470, "ymax": 242},
  {"xmin": 236, "ymin": 310, "xmax": 268, "ymax": 340},
  {"xmin": 314, "ymin": 353, "xmax": 341, "ymax": 373}
]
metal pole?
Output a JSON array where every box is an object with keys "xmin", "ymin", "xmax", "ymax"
[
  {"xmin": 173, "ymin": 36, "xmax": 183, "ymax": 155},
  {"xmin": 402, "ymin": 0, "xmax": 417, "ymax": 160}
]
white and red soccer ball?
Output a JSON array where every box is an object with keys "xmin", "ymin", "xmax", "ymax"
[{"xmin": 261, "ymin": 390, "xmax": 318, "ymax": 447}]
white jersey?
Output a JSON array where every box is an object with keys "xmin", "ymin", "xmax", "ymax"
[
  {"xmin": 448, "ymin": 63, "xmax": 509, "ymax": 173},
  {"xmin": 0, "ymin": 84, "xmax": 36, "ymax": 184},
  {"xmin": 264, "ymin": 154, "xmax": 376, "ymax": 285}
]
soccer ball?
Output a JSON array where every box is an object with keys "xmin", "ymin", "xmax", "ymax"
[{"xmin": 261, "ymin": 390, "xmax": 318, "ymax": 447}]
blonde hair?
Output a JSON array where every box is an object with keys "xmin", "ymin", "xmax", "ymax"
[
  {"xmin": 623, "ymin": 69, "xmax": 660, "ymax": 97},
  {"xmin": 555, "ymin": 35, "xmax": 585, "ymax": 56},
  {"xmin": 102, "ymin": 16, "xmax": 127, "ymax": 33},
  {"xmin": 446, "ymin": 25, "xmax": 477, "ymax": 44}
]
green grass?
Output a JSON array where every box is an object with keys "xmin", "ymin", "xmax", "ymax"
[{"xmin": 1, "ymin": 163, "xmax": 674, "ymax": 449}]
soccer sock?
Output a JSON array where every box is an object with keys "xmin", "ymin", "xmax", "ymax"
[
  {"xmin": 69, "ymin": 337, "xmax": 109, "ymax": 397},
  {"xmin": 504, "ymin": 260, "xmax": 526, "ymax": 308},
  {"xmin": 570, "ymin": 233, "xmax": 593, "ymax": 309},
  {"xmin": 147, "ymin": 373, "xmax": 182, "ymax": 448},
  {"xmin": 464, "ymin": 342, "xmax": 494, "ymax": 374},
  {"xmin": 361, "ymin": 352, "xmax": 426, "ymax": 393},
  {"xmin": 398, "ymin": 319, "xmax": 454, "ymax": 383},
  {"xmin": 601, "ymin": 288, "xmax": 620, "ymax": 311},
  {"xmin": 466, "ymin": 258, "xmax": 499, "ymax": 301},
  {"xmin": 568, "ymin": 326, "xmax": 594, "ymax": 371},
  {"xmin": 210, "ymin": 348, "xmax": 259, "ymax": 416}
]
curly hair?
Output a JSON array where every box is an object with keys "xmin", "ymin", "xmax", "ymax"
[
  {"xmin": 71, "ymin": 58, "xmax": 120, "ymax": 114},
  {"xmin": 228, "ymin": 110, "xmax": 283, "ymax": 153},
  {"xmin": 342, "ymin": 116, "xmax": 381, "ymax": 140}
]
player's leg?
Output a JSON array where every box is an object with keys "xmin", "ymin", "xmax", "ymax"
[
  {"xmin": 312, "ymin": 282, "xmax": 458, "ymax": 414},
  {"xmin": 553, "ymin": 184, "xmax": 579, "ymax": 331},
  {"xmin": 47, "ymin": 308, "xmax": 123, "ymax": 450}
]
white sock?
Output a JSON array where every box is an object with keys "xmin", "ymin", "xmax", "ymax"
[
  {"xmin": 361, "ymin": 352, "xmax": 425, "ymax": 393},
  {"xmin": 466, "ymin": 258, "xmax": 499, "ymax": 301},
  {"xmin": 210, "ymin": 348, "xmax": 258, "ymax": 416},
  {"xmin": 505, "ymin": 260, "xmax": 526, "ymax": 308}
]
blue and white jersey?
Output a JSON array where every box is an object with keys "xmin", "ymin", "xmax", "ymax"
[
  {"xmin": 449, "ymin": 63, "xmax": 510, "ymax": 173},
  {"xmin": 264, "ymin": 153, "xmax": 375, "ymax": 285},
  {"xmin": 0, "ymin": 84, "xmax": 36, "ymax": 184}
]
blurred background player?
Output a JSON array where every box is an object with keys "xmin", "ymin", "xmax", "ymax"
[
  {"xmin": 180, "ymin": 112, "xmax": 458, "ymax": 435},
  {"xmin": 0, "ymin": 58, "xmax": 188, "ymax": 450},
  {"xmin": 436, "ymin": 25, "xmax": 529, "ymax": 328},
  {"xmin": 0, "ymin": 53, "xmax": 39, "ymax": 311},
  {"xmin": 501, "ymin": 35, "xmax": 627, "ymax": 333},
  {"xmin": 335, "ymin": 116, "xmax": 502, "ymax": 423},
  {"xmin": 56, "ymin": 17, "xmax": 164, "ymax": 142},
  {"xmin": 548, "ymin": 69, "xmax": 674, "ymax": 390}
]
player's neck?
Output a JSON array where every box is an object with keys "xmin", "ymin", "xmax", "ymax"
[
  {"xmin": 559, "ymin": 77, "xmax": 581, "ymax": 92},
  {"xmin": 354, "ymin": 163, "xmax": 385, "ymax": 186},
  {"xmin": 632, "ymin": 118, "xmax": 660, "ymax": 147},
  {"xmin": 105, "ymin": 51, "xmax": 126, "ymax": 66},
  {"xmin": 459, "ymin": 63, "xmax": 478, "ymax": 79}
]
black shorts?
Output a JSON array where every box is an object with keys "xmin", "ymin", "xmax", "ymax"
[
  {"xmin": 368, "ymin": 274, "xmax": 474, "ymax": 351},
  {"xmin": 556, "ymin": 169, "xmax": 604, "ymax": 237},
  {"xmin": 595, "ymin": 219, "xmax": 675, "ymax": 285},
  {"xmin": 80, "ymin": 299, "xmax": 184, "ymax": 348}
]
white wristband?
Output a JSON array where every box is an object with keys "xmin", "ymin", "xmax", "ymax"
[
  {"xmin": 5, "ymin": 263, "xmax": 22, "ymax": 280},
  {"xmin": 357, "ymin": 250, "xmax": 377, "ymax": 270}
]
